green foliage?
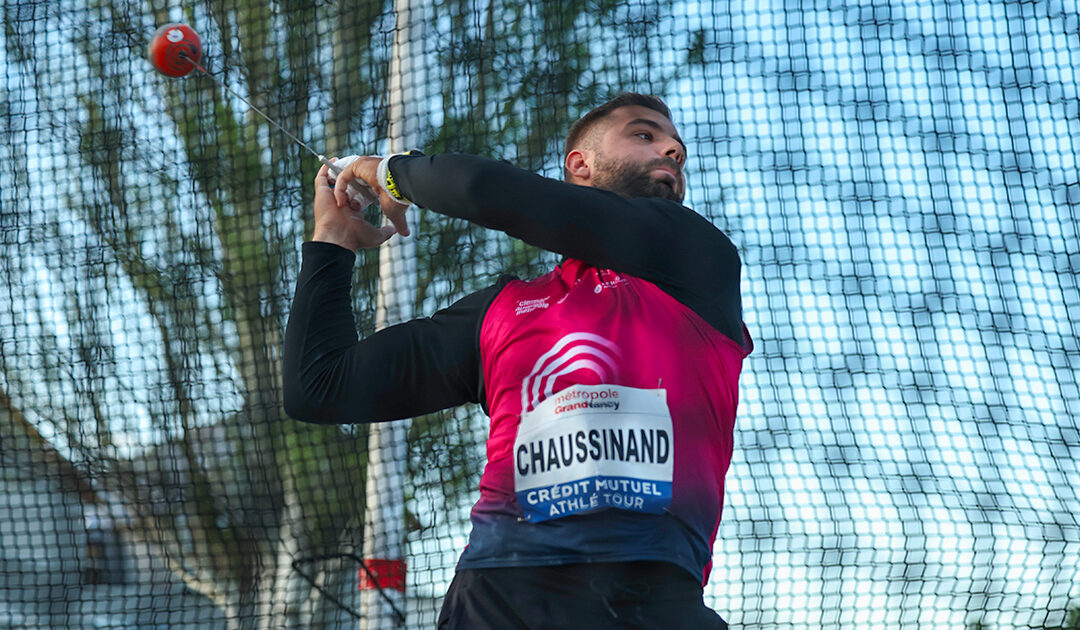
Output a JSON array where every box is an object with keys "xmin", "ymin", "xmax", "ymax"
[
  {"xmin": 419, "ymin": 0, "xmax": 687, "ymax": 301},
  {"xmin": 1061, "ymin": 606, "xmax": 1080, "ymax": 630},
  {"xmin": 2, "ymin": 0, "xmax": 688, "ymax": 621},
  {"xmin": 407, "ymin": 409, "xmax": 485, "ymax": 531},
  {"xmin": 282, "ymin": 419, "xmax": 369, "ymax": 551},
  {"xmin": 967, "ymin": 604, "xmax": 1080, "ymax": 630}
]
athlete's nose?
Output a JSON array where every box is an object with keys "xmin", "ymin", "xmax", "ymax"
[{"xmin": 664, "ymin": 139, "xmax": 685, "ymax": 166}]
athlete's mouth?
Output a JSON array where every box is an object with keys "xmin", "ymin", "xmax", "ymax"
[
  {"xmin": 652, "ymin": 167, "xmax": 678, "ymax": 183},
  {"xmin": 652, "ymin": 169, "xmax": 680, "ymax": 195}
]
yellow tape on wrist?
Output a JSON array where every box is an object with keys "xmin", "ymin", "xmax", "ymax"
[
  {"xmin": 384, "ymin": 171, "xmax": 407, "ymax": 203},
  {"xmin": 382, "ymin": 150, "xmax": 422, "ymax": 205}
]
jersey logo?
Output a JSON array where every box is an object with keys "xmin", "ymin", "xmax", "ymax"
[
  {"xmin": 514, "ymin": 296, "xmax": 550, "ymax": 315},
  {"xmin": 593, "ymin": 273, "xmax": 628, "ymax": 293},
  {"xmin": 520, "ymin": 333, "xmax": 622, "ymax": 413}
]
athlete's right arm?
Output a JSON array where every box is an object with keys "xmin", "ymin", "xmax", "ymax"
[{"xmin": 282, "ymin": 242, "xmax": 505, "ymax": 423}]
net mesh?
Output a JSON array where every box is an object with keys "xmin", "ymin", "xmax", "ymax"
[{"xmin": 1, "ymin": 0, "xmax": 1078, "ymax": 628}]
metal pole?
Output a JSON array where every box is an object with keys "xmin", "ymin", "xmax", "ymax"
[{"xmin": 360, "ymin": 0, "xmax": 421, "ymax": 627}]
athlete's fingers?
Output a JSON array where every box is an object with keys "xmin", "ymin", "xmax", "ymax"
[
  {"xmin": 332, "ymin": 160, "xmax": 355, "ymax": 208},
  {"xmin": 372, "ymin": 224, "xmax": 397, "ymax": 246},
  {"xmin": 314, "ymin": 163, "xmax": 336, "ymax": 208},
  {"xmin": 335, "ymin": 157, "xmax": 380, "ymax": 209},
  {"xmin": 381, "ymin": 199, "xmax": 410, "ymax": 238},
  {"xmin": 356, "ymin": 220, "xmax": 397, "ymax": 249},
  {"xmin": 315, "ymin": 162, "xmax": 331, "ymax": 187}
]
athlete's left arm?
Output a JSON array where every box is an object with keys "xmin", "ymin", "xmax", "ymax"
[{"xmin": 389, "ymin": 154, "xmax": 744, "ymax": 343}]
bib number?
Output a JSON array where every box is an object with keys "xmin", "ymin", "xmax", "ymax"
[{"xmin": 513, "ymin": 384, "xmax": 674, "ymax": 522}]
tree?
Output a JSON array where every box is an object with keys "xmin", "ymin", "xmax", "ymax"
[{"xmin": 0, "ymin": 0, "xmax": 684, "ymax": 627}]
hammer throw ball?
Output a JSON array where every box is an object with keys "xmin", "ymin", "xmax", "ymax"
[{"xmin": 148, "ymin": 24, "xmax": 202, "ymax": 77}]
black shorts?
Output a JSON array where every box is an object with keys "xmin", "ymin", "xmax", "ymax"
[{"xmin": 436, "ymin": 561, "xmax": 729, "ymax": 630}]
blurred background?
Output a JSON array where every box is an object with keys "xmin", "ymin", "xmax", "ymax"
[{"xmin": 0, "ymin": 0, "xmax": 1077, "ymax": 628}]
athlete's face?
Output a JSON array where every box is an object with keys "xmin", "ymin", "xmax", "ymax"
[{"xmin": 588, "ymin": 106, "xmax": 687, "ymax": 203}]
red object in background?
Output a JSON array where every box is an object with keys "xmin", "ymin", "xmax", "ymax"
[
  {"xmin": 148, "ymin": 24, "xmax": 201, "ymax": 77},
  {"xmin": 358, "ymin": 558, "xmax": 406, "ymax": 592}
]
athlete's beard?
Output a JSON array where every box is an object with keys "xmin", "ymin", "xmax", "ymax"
[{"xmin": 591, "ymin": 154, "xmax": 685, "ymax": 202}]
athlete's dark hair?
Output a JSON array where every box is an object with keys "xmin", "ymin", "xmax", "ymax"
[
  {"xmin": 563, "ymin": 93, "xmax": 674, "ymax": 180},
  {"xmin": 564, "ymin": 93, "xmax": 673, "ymax": 153}
]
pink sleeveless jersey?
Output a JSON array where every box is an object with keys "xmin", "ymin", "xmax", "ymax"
[{"xmin": 464, "ymin": 258, "xmax": 751, "ymax": 583}]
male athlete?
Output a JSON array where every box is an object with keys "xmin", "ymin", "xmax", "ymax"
[{"xmin": 283, "ymin": 93, "xmax": 751, "ymax": 629}]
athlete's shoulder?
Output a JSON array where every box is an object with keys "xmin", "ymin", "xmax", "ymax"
[
  {"xmin": 635, "ymin": 197, "xmax": 738, "ymax": 240},
  {"xmin": 487, "ymin": 268, "xmax": 561, "ymax": 313}
]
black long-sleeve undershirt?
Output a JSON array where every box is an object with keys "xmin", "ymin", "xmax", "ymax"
[{"xmin": 283, "ymin": 154, "xmax": 743, "ymax": 424}]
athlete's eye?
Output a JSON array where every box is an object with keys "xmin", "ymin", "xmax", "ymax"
[{"xmin": 634, "ymin": 131, "xmax": 653, "ymax": 141}]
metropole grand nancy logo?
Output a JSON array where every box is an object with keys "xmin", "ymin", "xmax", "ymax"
[{"xmin": 520, "ymin": 333, "xmax": 622, "ymax": 413}]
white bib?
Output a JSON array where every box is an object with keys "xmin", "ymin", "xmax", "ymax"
[{"xmin": 513, "ymin": 384, "xmax": 674, "ymax": 522}]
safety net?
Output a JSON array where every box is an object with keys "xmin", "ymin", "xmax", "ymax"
[{"xmin": 0, "ymin": 0, "xmax": 1077, "ymax": 628}]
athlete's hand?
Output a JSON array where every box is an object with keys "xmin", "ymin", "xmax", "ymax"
[
  {"xmin": 332, "ymin": 156, "xmax": 411, "ymax": 237},
  {"xmin": 311, "ymin": 162, "xmax": 396, "ymax": 250}
]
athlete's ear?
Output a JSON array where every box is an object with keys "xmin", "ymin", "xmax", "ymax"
[{"xmin": 565, "ymin": 149, "xmax": 592, "ymax": 185}]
